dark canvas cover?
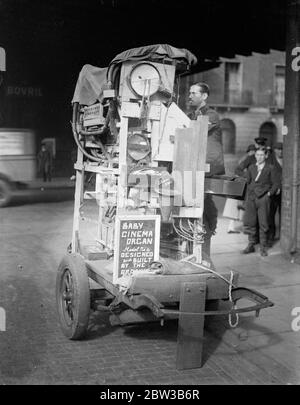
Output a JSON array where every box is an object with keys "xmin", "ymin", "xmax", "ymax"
[
  {"xmin": 72, "ymin": 64, "xmax": 108, "ymax": 105},
  {"xmin": 72, "ymin": 44, "xmax": 197, "ymax": 105}
]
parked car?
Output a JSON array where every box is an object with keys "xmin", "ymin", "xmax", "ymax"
[{"xmin": 0, "ymin": 128, "xmax": 36, "ymax": 207}]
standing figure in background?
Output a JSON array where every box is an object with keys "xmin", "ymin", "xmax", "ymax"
[
  {"xmin": 268, "ymin": 142, "xmax": 283, "ymax": 245},
  {"xmin": 235, "ymin": 140, "xmax": 268, "ymax": 245},
  {"xmin": 224, "ymin": 144, "xmax": 257, "ymax": 233},
  {"xmin": 188, "ymin": 82, "xmax": 225, "ymax": 256},
  {"xmin": 235, "ymin": 137, "xmax": 267, "ymax": 176},
  {"xmin": 37, "ymin": 142, "xmax": 53, "ymax": 182},
  {"xmin": 235, "ymin": 143, "xmax": 257, "ymax": 177},
  {"xmin": 242, "ymin": 148, "xmax": 279, "ymax": 257}
]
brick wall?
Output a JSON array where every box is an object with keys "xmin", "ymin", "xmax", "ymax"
[{"xmin": 217, "ymin": 109, "xmax": 283, "ymax": 153}]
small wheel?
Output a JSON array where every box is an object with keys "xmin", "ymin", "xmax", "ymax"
[
  {"xmin": 0, "ymin": 179, "xmax": 12, "ymax": 208},
  {"xmin": 56, "ymin": 253, "xmax": 90, "ymax": 339}
]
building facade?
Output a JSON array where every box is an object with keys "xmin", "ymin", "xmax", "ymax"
[
  {"xmin": 179, "ymin": 50, "xmax": 285, "ymax": 174},
  {"xmin": 0, "ymin": 44, "xmax": 75, "ymax": 177}
]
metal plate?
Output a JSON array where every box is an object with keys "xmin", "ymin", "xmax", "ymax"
[{"xmin": 83, "ymin": 103, "xmax": 105, "ymax": 127}]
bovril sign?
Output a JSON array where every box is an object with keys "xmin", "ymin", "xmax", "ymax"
[{"xmin": 6, "ymin": 86, "xmax": 43, "ymax": 97}]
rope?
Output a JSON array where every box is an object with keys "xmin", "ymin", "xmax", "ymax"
[
  {"xmin": 180, "ymin": 259, "xmax": 239, "ymax": 328},
  {"xmin": 228, "ymin": 270, "xmax": 239, "ymax": 328}
]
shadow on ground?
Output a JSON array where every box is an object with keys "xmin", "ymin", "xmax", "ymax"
[{"xmin": 0, "ymin": 276, "xmax": 49, "ymax": 379}]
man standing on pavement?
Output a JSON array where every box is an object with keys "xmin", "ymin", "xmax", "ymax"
[
  {"xmin": 188, "ymin": 82, "xmax": 225, "ymax": 255},
  {"xmin": 235, "ymin": 137, "xmax": 267, "ymax": 176},
  {"xmin": 37, "ymin": 142, "xmax": 53, "ymax": 182},
  {"xmin": 235, "ymin": 139, "xmax": 268, "ymax": 246},
  {"xmin": 268, "ymin": 142, "xmax": 283, "ymax": 245},
  {"xmin": 243, "ymin": 147, "xmax": 279, "ymax": 257}
]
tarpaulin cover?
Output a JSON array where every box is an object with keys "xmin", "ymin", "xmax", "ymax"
[
  {"xmin": 108, "ymin": 44, "xmax": 197, "ymax": 69},
  {"xmin": 72, "ymin": 45, "xmax": 197, "ymax": 105},
  {"xmin": 107, "ymin": 44, "xmax": 197, "ymax": 85},
  {"xmin": 72, "ymin": 64, "xmax": 108, "ymax": 105}
]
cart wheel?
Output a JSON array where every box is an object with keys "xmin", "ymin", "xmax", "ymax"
[
  {"xmin": 56, "ymin": 253, "xmax": 90, "ymax": 339},
  {"xmin": 0, "ymin": 179, "xmax": 12, "ymax": 208}
]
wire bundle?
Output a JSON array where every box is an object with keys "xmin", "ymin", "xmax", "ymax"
[{"xmin": 172, "ymin": 219, "xmax": 206, "ymax": 243}]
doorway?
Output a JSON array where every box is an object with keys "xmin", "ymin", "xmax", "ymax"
[{"xmin": 259, "ymin": 122, "xmax": 277, "ymax": 148}]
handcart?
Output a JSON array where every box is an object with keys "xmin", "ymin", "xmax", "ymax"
[{"xmin": 56, "ymin": 44, "xmax": 273, "ymax": 369}]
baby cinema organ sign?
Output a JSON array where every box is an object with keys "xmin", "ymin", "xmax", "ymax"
[{"xmin": 114, "ymin": 215, "xmax": 160, "ymax": 282}]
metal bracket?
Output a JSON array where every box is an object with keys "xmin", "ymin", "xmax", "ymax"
[
  {"xmin": 109, "ymin": 292, "xmax": 164, "ymax": 318},
  {"xmin": 105, "ymin": 286, "xmax": 273, "ymax": 322},
  {"xmin": 231, "ymin": 287, "xmax": 273, "ymax": 308},
  {"xmin": 161, "ymin": 287, "xmax": 274, "ymax": 318}
]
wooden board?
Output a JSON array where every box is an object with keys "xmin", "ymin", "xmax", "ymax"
[
  {"xmin": 176, "ymin": 282, "xmax": 206, "ymax": 370},
  {"xmin": 85, "ymin": 260, "xmax": 119, "ymax": 298},
  {"xmin": 173, "ymin": 117, "xmax": 208, "ymax": 207},
  {"xmin": 72, "ymin": 148, "xmax": 84, "ymax": 253}
]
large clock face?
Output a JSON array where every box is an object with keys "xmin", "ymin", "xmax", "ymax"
[{"xmin": 129, "ymin": 62, "xmax": 161, "ymax": 97}]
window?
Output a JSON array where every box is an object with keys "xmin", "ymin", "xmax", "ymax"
[
  {"xmin": 224, "ymin": 62, "xmax": 242, "ymax": 103},
  {"xmin": 221, "ymin": 119, "xmax": 236, "ymax": 154},
  {"xmin": 274, "ymin": 65, "xmax": 285, "ymax": 109}
]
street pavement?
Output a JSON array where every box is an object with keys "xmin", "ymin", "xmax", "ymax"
[{"xmin": 0, "ymin": 181, "xmax": 299, "ymax": 385}]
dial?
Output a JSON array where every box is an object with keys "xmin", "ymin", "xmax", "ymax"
[{"xmin": 129, "ymin": 62, "xmax": 161, "ymax": 97}]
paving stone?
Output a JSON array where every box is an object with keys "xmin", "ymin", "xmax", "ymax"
[{"xmin": 1, "ymin": 202, "xmax": 300, "ymax": 384}]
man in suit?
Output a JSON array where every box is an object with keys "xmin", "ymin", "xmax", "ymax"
[
  {"xmin": 268, "ymin": 142, "xmax": 283, "ymax": 245},
  {"xmin": 243, "ymin": 147, "xmax": 279, "ymax": 256},
  {"xmin": 235, "ymin": 137, "xmax": 267, "ymax": 176}
]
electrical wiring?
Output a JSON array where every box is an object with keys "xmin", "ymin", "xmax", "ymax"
[{"xmin": 172, "ymin": 222, "xmax": 195, "ymax": 242}]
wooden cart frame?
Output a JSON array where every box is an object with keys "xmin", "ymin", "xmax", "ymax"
[
  {"xmin": 56, "ymin": 146, "xmax": 273, "ymax": 369},
  {"xmin": 56, "ymin": 46, "xmax": 273, "ymax": 369}
]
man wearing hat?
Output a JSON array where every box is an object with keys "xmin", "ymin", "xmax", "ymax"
[
  {"xmin": 235, "ymin": 137, "xmax": 273, "ymax": 177},
  {"xmin": 235, "ymin": 140, "xmax": 264, "ymax": 177},
  {"xmin": 254, "ymin": 136, "xmax": 267, "ymax": 148},
  {"xmin": 235, "ymin": 144, "xmax": 256, "ymax": 177},
  {"xmin": 247, "ymin": 144, "xmax": 257, "ymax": 153},
  {"xmin": 268, "ymin": 142, "xmax": 283, "ymax": 244}
]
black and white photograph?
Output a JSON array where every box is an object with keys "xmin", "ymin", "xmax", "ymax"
[{"xmin": 0, "ymin": 0, "xmax": 299, "ymax": 391}]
